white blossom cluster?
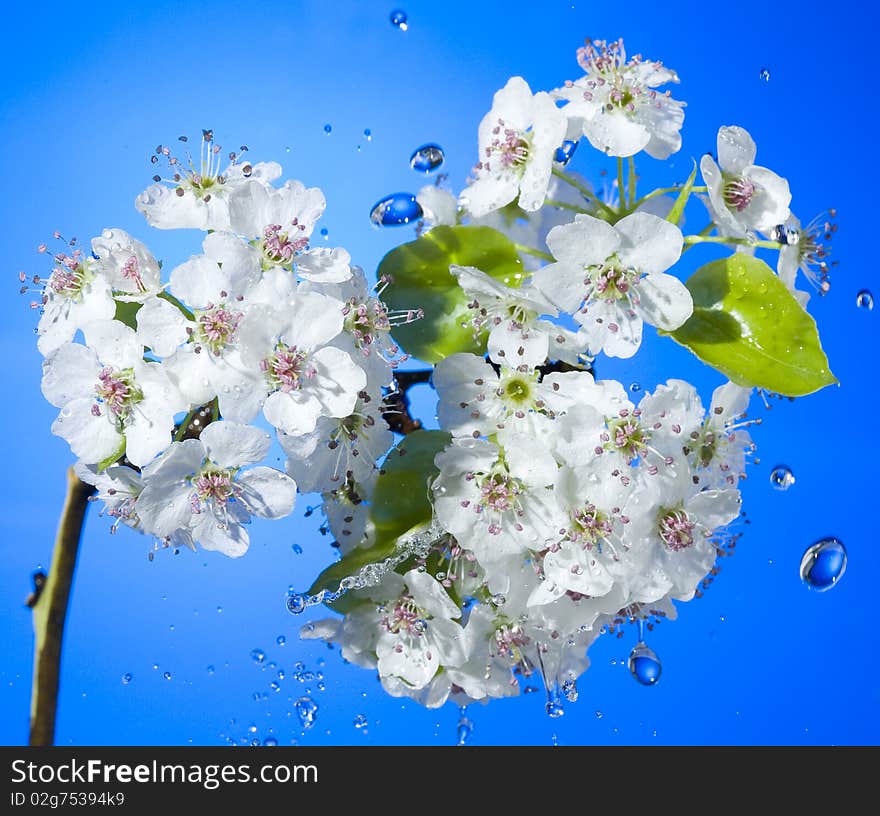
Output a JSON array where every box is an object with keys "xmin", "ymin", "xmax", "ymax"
[
  {"xmin": 300, "ymin": 37, "xmax": 828, "ymax": 709},
  {"xmin": 32, "ymin": 132, "xmax": 409, "ymax": 556}
]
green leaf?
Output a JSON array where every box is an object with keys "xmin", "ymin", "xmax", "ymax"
[
  {"xmin": 666, "ymin": 160, "xmax": 698, "ymax": 226},
  {"xmin": 306, "ymin": 430, "xmax": 450, "ymax": 611},
  {"xmin": 96, "ymin": 440, "xmax": 126, "ymax": 473},
  {"xmin": 113, "ymin": 299, "xmax": 142, "ymax": 330},
  {"xmin": 379, "ymin": 225, "xmax": 525, "ymax": 363},
  {"xmin": 666, "ymin": 254, "xmax": 837, "ymax": 396}
]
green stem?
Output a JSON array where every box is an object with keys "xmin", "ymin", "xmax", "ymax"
[
  {"xmin": 29, "ymin": 467, "xmax": 94, "ymax": 746},
  {"xmin": 683, "ymin": 234, "xmax": 782, "ymax": 250},
  {"xmin": 174, "ymin": 406, "xmax": 203, "ymax": 442},
  {"xmin": 627, "ymin": 158, "xmax": 637, "ymax": 209},
  {"xmin": 631, "ymin": 185, "xmax": 707, "ymax": 212},
  {"xmin": 552, "ymin": 167, "xmax": 616, "ymax": 218},
  {"xmin": 681, "ymin": 223, "xmax": 717, "ymax": 252},
  {"xmin": 514, "ymin": 244, "xmax": 554, "ymax": 263},
  {"xmin": 617, "ymin": 158, "xmax": 626, "ymax": 213},
  {"xmin": 158, "ymin": 290, "xmax": 195, "ymax": 321},
  {"xmin": 544, "ymin": 198, "xmax": 591, "ymax": 214}
]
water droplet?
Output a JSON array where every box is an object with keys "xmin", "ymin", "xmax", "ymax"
[
  {"xmin": 456, "ymin": 708, "xmax": 473, "ymax": 745},
  {"xmin": 759, "ymin": 67, "xmax": 771, "ymax": 82},
  {"xmin": 251, "ymin": 648, "xmax": 266, "ymax": 664},
  {"xmin": 206, "ymin": 665, "xmax": 215, "ymax": 675},
  {"xmin": 389, "ymin": 9, "xmax": 408, "ymax": 30},
  {"xmin": 856, "ymin": 290, "xmax": 873, "ymax": 310},
  {"xmin": 595, "ymin": 710, "xmax": 603, "ymax": 719},
  {"xmin": 353, "ymin": 714, "xmax": 368, "ymax": 730},
  {"xmin": 561, "ymin": 677, "xmax": 578, "ymax": 702},
  {"xmin": 295, "ymin": 696, "xmax": 319, "ymax": 730},
  {"xmin": 769, "ymin": 465, "xmax": 795, "ymax": 491},
  {"xmin": 320, "ymin": 227, "xmax": 329, "ymax": 240},
  {"xmin": 628, "ymin": 642, "xmax": 662, "ymax": 686},
  {"xmin": 287, "ymin": 593, "xmax": 306, "ymax": 614},
  {"xmin": 323, "ymin": 124, "xmax": 332, "ymax": 134},
  {"xmin": 772, "ymin": 224, "xmax": 799, "ymax": 245},
  {"xmin": 292, "ymin": 543, "xmax": 303, "ymax": 555},
  {"xmin": 800, "ymin": 537, "xmax": 847, "ymax": 591},
  {"xmin": 370, "ymin": 193, "xmax": 423, "ymax": 226},
  {"xmin": 489, "ymin": 593, "xmax": 506, "ymax": 608},
  {"xmin": 545, "ymin": 684, "xmax": 565, "ymax": 718},
  {"xmin": 410, "ymin": 143, "xmax": 445, "ymax": 173},
  {"xmin": 163, "ymin": 671, "xmax": 172, "ymax": 681},
  {"xmin": 363, "ymin": 128, "xmax": 372, "ymax": 141},
  {"xmin": 263, "ymin": 737, "xmax": 278, "ymax": 747},
  {"xmin": 276, "ymin": 635, "xmax": 286, "ymax": 646},
  {"xmin": 269, "ymin": 681, "xmax": 281, "ymax": 693},
  {"xmin": 121, "ymin": 673, "xmax": 133, "ymax": 685},
  {"xmin": 554, "ymin": 140, "xmax": 578, "ymax": 166},
  {"xmin": 629, "ymin": 382, "xmax": 641, "ymax": 393}
]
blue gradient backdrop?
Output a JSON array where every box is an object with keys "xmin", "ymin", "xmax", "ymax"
[{"xmin": 1, "ymin": 0, "xmax": 876, "ymax": 745}]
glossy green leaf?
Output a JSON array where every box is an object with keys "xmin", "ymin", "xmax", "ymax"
[
  {"xmin": 379, "ymin": 225, "xmax": 525, "ymax": 363},
  {"xmin": 306, "ymin": 430, "xmax": 451, "ymax": 610},
  {"xmin": 667, "ymin": 254, "xmax": 837, "ymax": 396}
]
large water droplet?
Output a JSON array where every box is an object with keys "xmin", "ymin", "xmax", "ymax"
[
  {"xmin": 370, "ymin": 193, "xmax": 422, "ymax": 226},
  {"xmin": 554, "ymin": 139, "xmax": 578, "ymax": 165},
  {"xmin": 800, "ymin": 537, "xmax": 847, "ymax": 591},
  {"xmin": 759, "ymin": 67, "xmax": 771, "ymax": 83},
  {"xmin": 456, "ymin": 707, "xmax": 473, "ymax": 745},
  {"xmin": 251, "ymin": 648, "xmax": 266, "ymax": 664},
  {"xmin": 628, "ymin": 642, "xmax": 662, "ymax": 686},
  {"xmin": 295, "ymin": 696, "xmax": 319, "ymax": 730},
  {"xmin": 389, "ymin": 9, "xmax": 408, "ymax": 30},
  {"xmin": 545, "ymin": 684, "xmax": 565, "ymax": 718},
  {"xmin": 856, "ymin": 290, "xmax": 874, "ymax": 310},
  {"xmin": 769, "ymin": 465, "xmax": 795, "ymax": 491},
  {"xmin": 410, "ymin": 143, "xmax": 444, "ymax": 173}
]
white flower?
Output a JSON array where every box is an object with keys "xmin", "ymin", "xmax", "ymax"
[
  {"xmin": 432, "ymin": 352, "xmax": 619, "ymax": 440},
  {"xmin": 533, "ymin": 212, "xmax": 691, "ymax": 359},
  {"xmin": 41, "ymin": 320, "xmax": 185, "ymax": 468},
  {"xmin": 432, "ymin": 432, "xmax": 564, "ymax": 565},
  {"xmin": 700, "ymin": 126, "xmax": 791, "ymax": 237},
  {"xmin": 320, "ymin": 475, "xmax": 376, "ymax": 552},
  {"xmin": 35, "ymin": 248, "xmax": 116, "ymax": 357},
  {"xmin": 460, "ymin": 77, "xmax": 567, "ymax": 217},
  {"xmin": 90, "ymin": 229, "xmax": 162, "ymax": 302},
  {"xmin": 136, "ymin": 133, "xmax": 281, "ymax": 231},
  {"xmin": 453, "ymin": 264, "xmax": 586, "ymax": 367},
  {"xmin": 279, "ymin": 389, "xmax": 392, "ymax": 494},
  {"xmin": 775, "ymin": 211, "xmax": 835, "ymax": 303},
  {"xmin": 228, "ymin": 177, "xmax": 351, "ymax": 283},
  {"xmin": 553, "ymin": 38, "xmax": 685, "ymax": 159},
  {"xmin": 135, "ymin": 421, "xmax": 297, "ymax": 557},
  {"xmin": 74, "ymin": 462, "xmax": 147, "ymax": 536},
  {"xmin": 627, "ymin": 467, "xmax": 741, "ymax": 603},
  {"xmin": 235, "ymin": 297, "xmax": 367, "ymax": 436}
]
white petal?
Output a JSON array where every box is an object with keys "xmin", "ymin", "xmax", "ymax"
[
  {"xmin": 83, "ymin": 320, "xmax": 141, "ymax": 368},
  {"xmin": 459, "ymin": 174, "xmax": 519, "ymax": 218},
  {"xmin": 584, "ymin": 110, "xmax": 650, "ymax": 157},
  {"xmin": 615, "ymin": 212, "xmax": 683, "ymax": 275},
  {"xmin": 745, "ymin": 166, "xmax": 792, "ymax": 231},
  {"xmin": 263, "ymin": 390, "xmax": 323, "ymax": 436},
  {"xmin": 192, "ymin": 513, "xmax": 250, "ymax": 557},
  {"xmin": 687, "ymin": 488, "xmax": 742, "ymax": 531},
  {"xmin": 546, "ymin": 213, "xmax": 619, "ymax": 265},
  {"xmin": 637, "ymin": 272, "xmax": 693, "ymax": 331},
  {"xmin": 487, "ymin": 321, "xmax": 548, "ymax": 368},
  {"xmin": 717, "ymin": 126, "xmax": 757, "ymax": 175},
  {"xmin": 169, "ymin": 256, "xmax": 225, "ymax": 309},
  {"xmin": 237, "ymin": 466, "xmax": 297, "ymax": 519},
  {"xmin": 404, "ymin": 569, "xmax": 461, "ymax": 620},
  {"xmin": 295, "ymin": 248, "xmax": 352, "ymax": 283},
  {"xmin": 307, "ymin": 346, "xmax": 367, "ymax": 418},
  {"xmin": 52, "ymin": 397, "xmax": 122, "ymax": 465},
  {"xmin": 281, "ymin": 292, "xmax": 345, "ymax": 350},
  {"xmin": 501, "ymin": 431, "xmax": 558, "ymax": 487},
  {"xmin": 136, "ymin": 297, "xmax": 190, "ymax": 358},
  {"xmin": 41, "ymin": 344, "xmax": 99, "ymax": 406},
  {"xmin": 416, "ymin": 186, "xmax": 458, "ymax": 226},
  {"xmin": 201, "ymin": 421, "xmax": 270, "ymax": 467}
]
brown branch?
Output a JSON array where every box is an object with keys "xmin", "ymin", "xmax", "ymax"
[{"xmin": 29, "ymin": 467, "xmax": 94, "ymax": 746}]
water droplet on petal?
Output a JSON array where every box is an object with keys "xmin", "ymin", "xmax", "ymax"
[
  {"xmin": 353, "ymin": 713, "xmax": 368, "ymax": 730},
  {"xmin": 295, "ymin": 696, "xmax": 319, "ymax": 729},
  {"xmin": 390, "ymin": 9, "xmax": 408, "ymax": 30},
  {"xmin": 628, "ymin": 642, "xmax": 662, "ymax": 686},
  {"xmin": 759, "ymin": 67, "xmax": 771, "ymax": 82},
  {"xmin": 370, "ymin": 193, "xmax": 422, "ymax": 226},
  {"xmin": 410, "ymin": 143, "xmax": 445, "ymax": 173},
  {"xmin": 856, "ymin": 290, "xmax": 873, "ymax": 310},
  {"xmin": 800, "ymin": 537, "xmax": 847, "ymax": 591},
  {"xmin": 554, "ymin": 140, "xmax": 578, "ymax": 165},
  {"xmin": 251, "ymin": 648, "xmax": 266, "ymax": 664},
  {"xmin": 769, "ymin": 465, "xmax": 795, "ymax": 491},
  {"xmin": 121, "ymin": 673, "xmax": 133, "ymax": 685}
]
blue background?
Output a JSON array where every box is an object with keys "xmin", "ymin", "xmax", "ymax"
[{"xmin": 1, "ymin": 0, "xmax": 876, "ymax": 746}]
